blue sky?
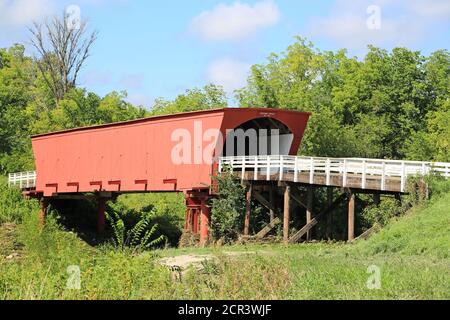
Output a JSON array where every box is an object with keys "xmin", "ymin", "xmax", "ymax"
[{"xmin": 0, "ymin": 0, "xmax": 449, "ymax": 108}]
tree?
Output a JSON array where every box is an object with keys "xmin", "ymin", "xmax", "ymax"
[
  {"xmin": 29, "ymin": 11, "xmax": 98, "ymax": 102},
  {"xmin": 237, "ymin": 38, "xmax": 447, "ymax": 160},
  {"xmin": 151, "ymin": 84, "xmax": 227, "ymax": 115},
  {"xmin": 0, "ymin": 45, "xmax": 36, "ymax": 173},
  {"xmin": 210, "ymin": 170, "xmax": 247, "ymax": 242}
]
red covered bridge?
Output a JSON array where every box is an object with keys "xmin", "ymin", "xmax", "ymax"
[
  {"xmin": 9, "ymin": 107, "xmax": 450, "ymax": 243},
  {"xmin": 25, "ymin": 108, "xmax": 311, "ymax": 242}
]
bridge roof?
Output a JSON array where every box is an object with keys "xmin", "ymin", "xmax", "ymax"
[{"xmin": 32, "ymin": 107, "xmax": 312, "ymax": 139}]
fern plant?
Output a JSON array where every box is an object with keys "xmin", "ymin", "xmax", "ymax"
[{"xmin": 106, "ymin": 209, "xmax": 166, "ymax": 252}]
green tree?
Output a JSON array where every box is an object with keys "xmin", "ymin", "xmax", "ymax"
[
  {"xmin": 0, "ymin": 45, "xmax": 36, "ymax": 173},
  {"xmin": 151, "ymin": 84, "xmax": 227, "ymax": 115},
  {"xmin": 211, "ymin": 170, "xmax": 246, "ymax": 242}
]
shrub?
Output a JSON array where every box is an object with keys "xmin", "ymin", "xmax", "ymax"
[
  {"xmin": 106, "ymin": 202, "xmax": 166, "ymax": 251},
  {"xmin": 0, "ymin": 177, "xmax": 39, "ymax": 224},
  {"xmin": 210, "ymin": 169, "xmax": 247, "ymax": 243},
  {"xmin": 361, "ymin": 197, "xmax": 402, "ymax": 228}
]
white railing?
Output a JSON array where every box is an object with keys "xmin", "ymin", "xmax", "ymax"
[
  {"xmin": 219, "ymin": 156, "xmax": 450, "ymax": 192},
  {"xmin": 8, "ymin": 171, "xmax": 36, "ymax": 189}
]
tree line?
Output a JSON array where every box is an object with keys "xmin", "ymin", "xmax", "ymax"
[{"xmin": 0, "ymin": 14, "xmax": 448, "ymax": 175}]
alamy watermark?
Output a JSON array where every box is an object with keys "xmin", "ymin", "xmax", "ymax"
[
  {"xmin": 65, "ymin": 5, "xmax": 82, "ymax": 30},
  {"xmin": 366, "ymin": 265, "xmax": 381, "ymax": 290},
  {"xmin": 66, "ymin": 265, "xmax": 81, "ymax": 290},
  {"xmin": 367, "ymin": 5, "xmax": 382, "ymax": 30},
  {"xmin": 170, "ymin": 121, "xmax": 292, "ymax": 165}
]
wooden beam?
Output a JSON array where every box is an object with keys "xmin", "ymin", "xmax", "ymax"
[
  {"xmin": 373, "ymin": 193, "xmax": 381, "ymax": 206},
  {"xmin": 326, "ymin": 187, "xmax": 333, "ymax": 239},
  {"xmin": 348, "ymin": 192, "xmax": 355, "ymax": 241},
  {"xmin": 283, "ymin": 186, "xmax": 291, "ymax": 244},
  {"xmin": 253, "ymin": 190, "xmax": 276, "ymax": 213},
  {"xmin": 200, "ymin": 201, "xmax": 211, "ymax": 245},
  {"xmin": 269, "ymin": 187, "xmax": 275, "ymax": 222},
  {"xmin": 290, "ymin": 192, "xmax": 307, "ymax": 210},
  {"xmin": 255, "ymin": 217, "xmax": 281, "ymax": 239},
  {"xmin": 244, "ymin": 184, "xmax": 252, "ymax": 236},
  {"xmin": 306, "ymin": 186, "xmax": 314, "ymax": 241},
  {"xmin": 97, "ymin": 197, "xmax": 107, "ymax": 234},
  {"xmin": 289, "ymin": 193, "xmax": 348, "ymax": 244},
  {"xmin": 352, "ymin": 224, "xmax": 379, "ymax": 242},
  {"xmin": 38, "ymin": 197, "xmax": 48, "ymax": 228}
]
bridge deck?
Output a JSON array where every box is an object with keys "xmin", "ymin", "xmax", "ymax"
[
  {"xmin": 219, "ymin": 156, "xmax": 450, "ymax": 193},
  {"xmin": 8, "ymin": 156, "xmax": 450, "ymax": 194}
]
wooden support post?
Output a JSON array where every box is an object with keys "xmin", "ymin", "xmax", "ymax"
[
  {"xmin": 289, "ymin": 193, "xmax": 348, "ymax": 244},
  {"xmin": 38, "ymin": 198, "xmax": 48, "ymax": 228},
  {"xmin": 374, "ymin": 193, "xmax": 380, "ymax": 206},
  {"xmin": 283, "ymin": 185, "xmax": 291, "ymax": 244},
  {"xmin": 348, "ymin": 192, "xmax": 355, "ymax": 241},
  {"xmin": 185, "ymin": 208, "xmax": 191, "ymax": 231},
  {"xmin": 255, "ymin": 217, "xmax": 281, "ymax": 239},
  {"xmin": 193, "ymin": 209, "xmax": 199, "ymax": 234},
  {"xmin": 244, "ymin": 184, "xmax": 252, "ymax": 236},
  {"xmin": 306, "ymin": 186, "xmax": 314, "ymax": 241},
  {"xmin": 269, "ymin": 186, "xmax": 275, "ymax": 222},
  {"xmin": 97, "ymin": 197, "xmax": 107, "ymax": 234},
  {"xmin": 326, "ymin": 187, "xmax": 333, "ymax": 239},
  {"xmin": 200, "ymin": 200, "xmax": 211, "ymax": 245}
]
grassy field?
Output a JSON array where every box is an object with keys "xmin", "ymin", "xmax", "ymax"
[{"xmin": 0, "ymin": 178, "xmax": 449, "ymax": 299}]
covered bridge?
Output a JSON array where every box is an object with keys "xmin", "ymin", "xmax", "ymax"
[{"xmin": 9, "ymin": 108, "xmax": 450, "ymax": 244}]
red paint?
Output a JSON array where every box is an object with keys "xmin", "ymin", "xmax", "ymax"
[
  {"xmin": 32, "ymin": 108, "xmax": 310, "ymax": 197},
  {"xmin": 200, "ymin": 201, "xmax": 211, "ymax": 244},
  {"xmin": 31, "ymin": 108, "xmax": 310, "ymax": 240},
  {"xmin": 193, "ymin": 209, "xmax": 199, "ymax": 234}
]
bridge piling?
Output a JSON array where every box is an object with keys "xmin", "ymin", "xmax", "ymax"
[
  {"xmin": 38, "ymin": 197, "xmax": 48, "ymax": 228},
  {"xmin": 283, "ymin": 185, "xmax": 291, "ymax": 244},
  {"xmin": 306, "ymin": 186, "xmax": 314, "ymax": 241},
  {"xmin": 269, "ymin": 186, "xmax": 275, "ymax": 222},
  {"xmin": 200, "ymin": 200, "xmax": 211, "ymax": 245},
  {"xmin": 97, "ymin": 197, "xmax": 107, "ymax": 234},
  {"xmin": 326, "ymin": 187, "xmax": 333, "ymax": 239},
  {"xmin": 348, "ymin": 192, "xmax": 355, "ymax": 241},
  {"xmin": 244, "ymin": 184, "xmax": 253, "ymax": 236}
]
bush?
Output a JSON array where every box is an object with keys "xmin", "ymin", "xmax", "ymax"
[
  {"xmin": 0, "ymin": 177, "xmax": 39, "ymax": 224},
  {"xmin": 106, "ymin": 202, "xmax": 167, "ymax": 251},
  {"xmin": 210, "ymin": 170, "xmax": 247, "ymax": 243},
  {"xmin": 361, "ymin": 198, "xmax": 402, "ymax": 228}
]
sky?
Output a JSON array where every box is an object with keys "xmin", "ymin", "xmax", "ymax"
[{"xmin": 0, "ymin": 0, "xmax": 449, "ymax": 108}]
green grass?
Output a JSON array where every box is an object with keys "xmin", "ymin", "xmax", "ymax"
[
  {"xmin": 1, "ymin": 179, "xmax": 449, "ymax": 299},
  {"xmin": 355, "ymin": 192, "xmax": 450, "ymax": 259}
]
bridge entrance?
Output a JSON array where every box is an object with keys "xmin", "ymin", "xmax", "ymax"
[{"xmin": 222, "ymin": 117, "xmax": 294, "ymax": 157}]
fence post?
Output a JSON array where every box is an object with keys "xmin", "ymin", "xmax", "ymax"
[
  {"xmin": 253, "ymin": 156, "xmax": 258, "ymax": 181},
  {"xmin": 294, "ymin": 156, "xmax": 299, "ymax": 183},
  {"xmin": 241, "ymin": 157, "xmax": 246, "ymax": 182},
  {"xmin": 343, "ymin": 159, "xmax": 347, "ymax": 187},
  {"xmin": 326, "ymin": 158, "xmax": 331, "ymax": 186},
  {"xmin": 362, "ymin": 160, "xmax": 367, "ymax": 189},
  {"xmin": 401, "ymin": 161, "xmax": 406, "ymax": 192},
  {"xmin": 309, "ymin": 157, "xmax": 314, "ymax": 184}
]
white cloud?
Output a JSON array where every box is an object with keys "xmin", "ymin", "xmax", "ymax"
[
  {"xmin": 206, "ymin": 58, "xmax": 250, "ymax": 93},
  {"xmin": 190, "ymin": 0, "xmax": 281, "ymax": 41},
  {"xmin": 409, "ymin": 0, "xmax": 450, "ymax": 20},
  {"xmin": 0, "ymin": 0, "xmax": 55, "ymax": 28},
  {"xmin": 308, "ymin": 0, "xmax": 449, "ymax": 51}
]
